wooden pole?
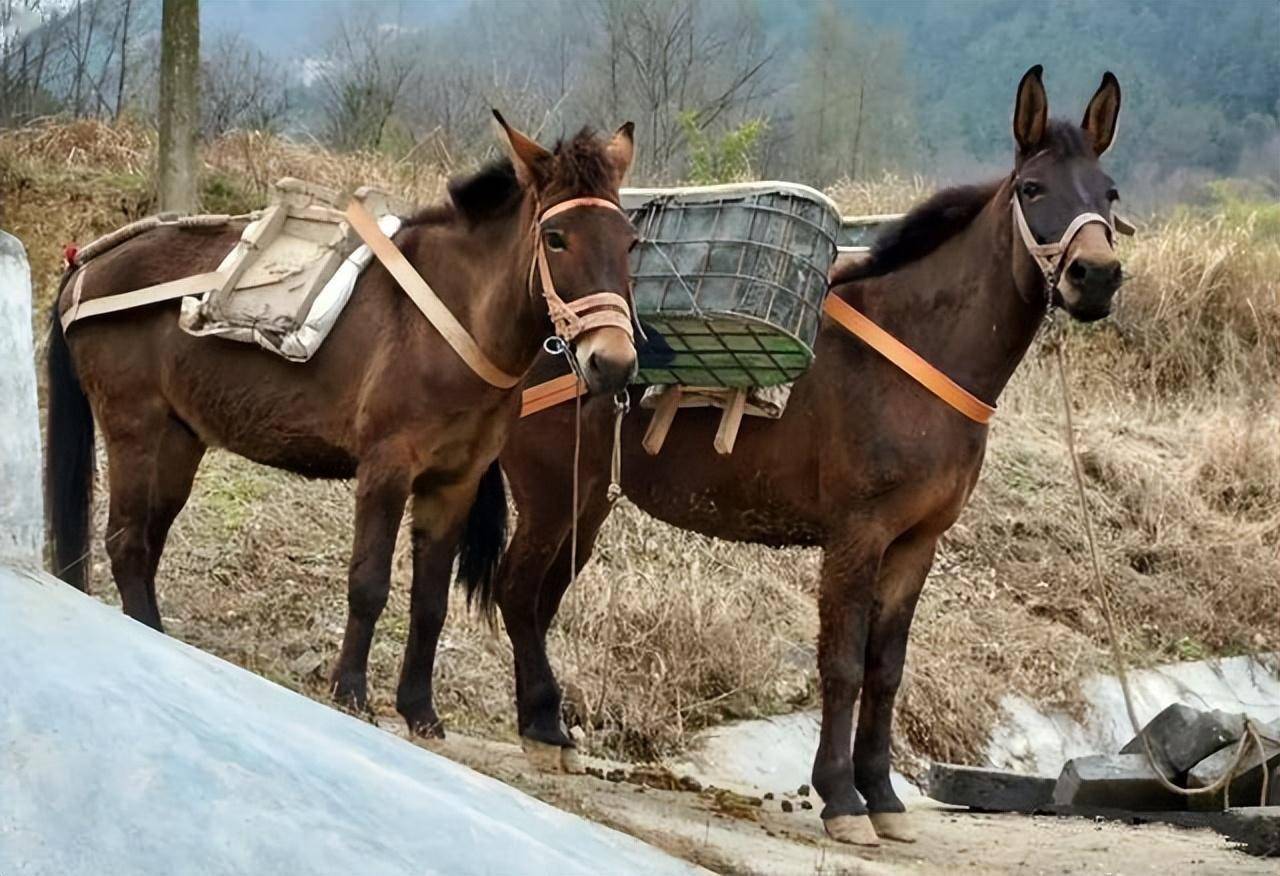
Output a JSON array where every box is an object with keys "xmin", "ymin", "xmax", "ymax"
[{"xmin": 157, "ymin": 0, "xmax": 200, "ymax": 213}]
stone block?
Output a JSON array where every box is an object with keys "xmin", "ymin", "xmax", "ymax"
[
  {"xmin": 1187, "ymin": 720, "xmax": 1280, "ymax": 811},
  {"xmin": 1119, "ymin": 703, "xmax": 1244, "ymax": 777},
  {"xmin": 926, "ymin": 763, "xmax": 1056, "ymax": 813},
  {"xmin": 1052, "ymin": 753, "xmax": 1187, "ymax": 811}
]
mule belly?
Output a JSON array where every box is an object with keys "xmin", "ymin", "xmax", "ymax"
[
  {"xmin": 165, "ymin": 334, "xmax": 361, "ymax": 479},
  {"xmin": 619, "ymin": 408, "xmax": 823, "ymax": 547},
  {"xmin": 176, "ymin": 384, "xmax": 359, "ymax": 479}
]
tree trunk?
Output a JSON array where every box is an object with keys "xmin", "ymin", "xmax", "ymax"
[
  {"xmin": 158, "ymin": 0, "xmax": 200, "ymax": 213},
  {"xmin": 115, "ymin": 0, "xmax": 133, "ymax": 121}
]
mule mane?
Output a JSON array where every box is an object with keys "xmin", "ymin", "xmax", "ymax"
[
  {"xmin": 832, "ymin": 117, "xmax": 1094, "ymax": 285},
  {"xmin": 832, "ymin": 179, "xmax": 1002, "ymax": 284},
  {"xmin": 403, "ymin": 127, "xmax": 615, "ymax": 228}
]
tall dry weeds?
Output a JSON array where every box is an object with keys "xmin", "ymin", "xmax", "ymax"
[{"xmin": 5, "ymin": 119, "xmax": 1277, "ymax": 766}]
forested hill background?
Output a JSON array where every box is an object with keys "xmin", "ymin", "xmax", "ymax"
[{"xmin": 3, "ymin": 0, "xmax": 1278, "ymax": 205}]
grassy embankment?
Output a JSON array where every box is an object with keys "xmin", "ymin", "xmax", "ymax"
[{"xmin": 3, "ymin": 120, "xmax": 1276, "ymax": 767}]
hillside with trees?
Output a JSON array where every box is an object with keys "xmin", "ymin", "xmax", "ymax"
[{"xmin": 3, "ymin": 0, "xmax": 1276, "ymax": 202}]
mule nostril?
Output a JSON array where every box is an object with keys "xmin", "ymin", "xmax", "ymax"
[
  {"xmin": 1067, "ymin": 261, "xmax": 1088, "ymax": 283},
  {"xmin": 586, "ymin": 350, "xmax": 635, "ymax": 389}
]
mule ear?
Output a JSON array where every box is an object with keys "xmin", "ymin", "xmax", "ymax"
[
  {"xmin": 1081, "ymin": 71, "xmax": 1121, "ymax": 157},
  {"xmin": 492, "ymin": 109, "xmax": 553, "ymax": 188},
  {"xmin": 605, "ymin": 121, "xmax": 635, "ymax": 186},
  {"xmin": 1012, "ymin": 64, "xmax": 1048, "ymax": 153}
]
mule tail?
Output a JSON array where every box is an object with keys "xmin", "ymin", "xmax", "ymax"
[
  {"xmin": 456, "ymin": 460, "xmax": 508, "ymax": 620},
  {"xmin": 45, "ymin": 279, "xmax": 95, "ymax": 591}
]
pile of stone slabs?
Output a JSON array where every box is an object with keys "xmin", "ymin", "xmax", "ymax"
[{"xmin": 927, "ymin": 703, "xmax": 1280, "ymax": 857}]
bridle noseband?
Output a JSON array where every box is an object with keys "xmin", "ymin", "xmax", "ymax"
[
  {"xmin": 1011, "ymin": 191, "xmax": 1114, "ymax": 308},
  {"xmin": 534, "ymin": 197, "xmax": 635, "ymax": 343}
]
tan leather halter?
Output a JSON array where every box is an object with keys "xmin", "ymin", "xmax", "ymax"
[
  {"xmin": 1011, "ymin": 192, "xmax": 1114, "ymax": 297},
  {"xmin": 534, "ymin": 196, "xmax": 635, "ymax": 343}
]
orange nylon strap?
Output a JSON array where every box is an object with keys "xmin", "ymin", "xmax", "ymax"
[
  {"xmin": 823, "ymin": 294, "xmax": 996, "ymax": 424},
  {"xmin": 520, "ymin": 373, "xmax": 586, "ymax": 417},
  {"xmin": 345, "ymin": 200, "xmax": 521, "ymax": 389}
]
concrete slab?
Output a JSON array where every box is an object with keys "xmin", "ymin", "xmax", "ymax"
[{"xmin": 0, "ymin": 567, "xmax": 699, "ymax": 876}]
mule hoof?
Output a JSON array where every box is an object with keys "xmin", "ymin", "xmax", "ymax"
[
  {"xmin": 869, "ymin": 812, "xmax": 916, "ymax": 843},
  {"xmin": 823, "ymin": 814, "xmax": 881, "ymax": 846},
  {"xmin": 521, "ymin": 737, "xmax": 566, "ymax": 773},
  {"xmin": 330, "ymin": 673, "xmax": 368, "ymax": 713},
  {"xmin": 407, "ymin": 717, "xmax": 446, "ymax": 740},
  {"xmin": 560, "ymin": 746, "xmax": 586, "ymax": 775}
]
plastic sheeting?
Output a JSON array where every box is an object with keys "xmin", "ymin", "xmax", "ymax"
[{"xmin": 0, "ymin": 568, "xmax": 697, "ymax": 876}]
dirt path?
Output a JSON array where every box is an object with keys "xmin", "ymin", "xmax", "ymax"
[{"xmin": 380, "ymin": 724, "xmax": 1268, "ymax": 875}]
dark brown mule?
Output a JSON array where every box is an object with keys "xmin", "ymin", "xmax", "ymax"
[
  {"xmin": 45, "ymin": 115, "xmax": 639, "ymax": 733},
  {"xmin": 461, "ymin": 68, "xmax": 1125, "ymax": 844}
]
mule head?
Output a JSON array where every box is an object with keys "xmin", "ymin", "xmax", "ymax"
[
  {"xmin": 1011, "ymin": 66, "xmax": 1124, "ymax": 322},
  {"xmin": 493, "ymin": 111, "xmax": 639, "ymax": 394}
]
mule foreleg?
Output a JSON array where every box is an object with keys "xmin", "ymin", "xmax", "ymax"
[
  {"xmin": 812, "ymin": 532, "xmax": 886, "ymax": 846},
  {"xmin": 330, "ymin": 455, "xmax": 412, "ymax": 711},
  {"xmin": 854, "ymin": 533, "xmax": 935, "ymax": 843},
  {"xmin": 395, "ymin": 480, "xmax": 477, "ymax": 737}
]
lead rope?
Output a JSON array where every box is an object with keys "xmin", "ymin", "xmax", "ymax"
[
  {"xmin": 588, "ymin": 391, "xmax": 632, "ymax": 725},
  {"xmin": 608, "ymin": 391, "xmax": 629, "ymax": 503},
  {"xmin": 543, "ymin": 336, "xmax": 587, "ymax": 707},
  {"xmin": 1048, "ymin": 319, "xmax": 1276, "ymax": 804}
]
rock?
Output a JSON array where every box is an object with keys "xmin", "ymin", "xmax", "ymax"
[
  {"xmin": 800, "ymin": 800, "xmax": 813, "ymax": 810},
  {"xmin": 927, "ymin": 763, "xmax": 1056, "ymax": 813},
  {"xmin": 1187, "ymin": 720, "xmax": 1280, "ymax": 811},
  {"xmin": 287, "ymin": 649, "xmax": 324, "ymax": 679},
  {"xmin": 1052, "ymin": 754, "xmax": 1187, "ymax": 811},
  {"xmin": 781, "ymin": 800, "xmax": 793, "ymax": 813},
  {"xmin": 796, "ymin": 784, "xmax": 811, "ymax": 797},
  {"xmin": 677, "ymin": 775, "xmax": 702, "ymax": 793},
  {"xmin": 1221, "ymin": 806, "xmax": 1280, "ymax": 857},
  {"xmin": 1119, "ymin": 704, "xmax": 1244, "ymax": 777}
]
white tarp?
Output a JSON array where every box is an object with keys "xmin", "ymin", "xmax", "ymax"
[{"xmin": 0, "ymin": 569, "xmax": 698, "ymax": 876}]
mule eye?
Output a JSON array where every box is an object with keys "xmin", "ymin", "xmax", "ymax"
[
  {"xmin": 628, "ymin": 237, "xmax": 640, "ymax": 253},
  {"xmin": 544, "ymin": 230, "xmax": 568, "ymax": 251},
  {"xmin": 1107, "ymin": 188, "xmax": 1120, "ymax": 202},
  {"xmin": 1020, "ymin": 181, "xmax": 1044, "ymax": 199}
]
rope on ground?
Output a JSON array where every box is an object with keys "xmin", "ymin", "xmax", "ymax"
[{"xmin": 1051, "ymin": 331, "xmax": 1276, "ymax": 805}]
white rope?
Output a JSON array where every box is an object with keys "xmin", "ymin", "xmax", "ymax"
[{"xmin": 1052, "ymin": 332, "xmax": 1275, "ymax": 804}]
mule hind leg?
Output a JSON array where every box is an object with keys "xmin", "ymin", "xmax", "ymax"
[
  {"xmin": 854, "ymin": 532, "xmax": 936, "ymax": 843},
  {"xmin": 102, "ymin": 412, "xmax": 205, "ymax": 631},
  {"xmin": 330, "ymin": 447, "xmax": 413, "ymax": 712},
  {"xmin": 394, "ymin": 478, "xmax": 485, "ymax": 738}
]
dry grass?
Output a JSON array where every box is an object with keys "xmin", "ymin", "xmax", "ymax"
[
  {"xmin": 5, "ymin": 120, "xmax": 1277, "ymax": 769},
  {"xmin": 826, "ymin": 173, "xmax": 933, "ymax": 216}
]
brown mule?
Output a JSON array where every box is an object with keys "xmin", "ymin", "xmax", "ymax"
[
  {"xmin": 45, "ymin": 114, "xmax": 639, "ymax": 734},
  {"xmin": 462, "ymin": 68, "xmax": 1126, "ymax": 840}
]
